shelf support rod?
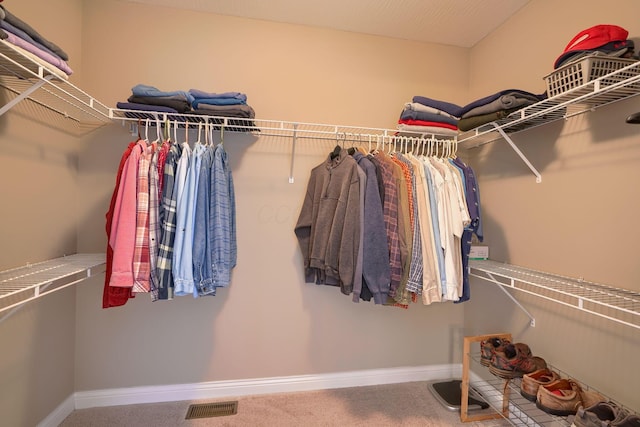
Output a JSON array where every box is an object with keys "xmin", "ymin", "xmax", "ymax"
[
  {"xmin": 288, "ymin": 123, "xmax": 298, "ymax": 183},
  {"xmin": 489, "ymin": 122, "xmax": 542, "ymax": 183},
  {"xmin": 0, "ymin": 75, "xmax": 54, "ymax": 117},
  {"xmin": 473, "ymin": 270, "xmax": 536, "ymax": 327}
]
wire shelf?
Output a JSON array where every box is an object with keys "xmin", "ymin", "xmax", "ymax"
[
  {"xmin": 0, "ymin": 254, "xmax": 106, "ymax": 316},
  {"xmin": 458, "ymin": 60, "xmax": 640, "ymax": 148},
  {"xmin": 109, "ymin": 107, "xmax": 457, "ymax": 144},
  {"xmin": 469, "ymin": 260, "xmax": 640, "ymax": 330},
  {"xmin": 466, "ymin": 350, "xmax": 637, "ymax": 427},
  {"xmin": 0, "ymin": 39, "xmax": 112, "ymax": 135}
]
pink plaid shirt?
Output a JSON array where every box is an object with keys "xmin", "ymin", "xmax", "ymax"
[{"xmin": 132, "ymin": 140, "xmax": 153, "ymax": 292}]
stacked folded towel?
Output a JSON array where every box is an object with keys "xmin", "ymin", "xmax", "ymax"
[
  {"xmin": 0, "ymin": 4, "xmax": 73, "ymax": 77},
  {"xmin": 457, "ymin": 89, "xmax": 545, "ymax": 131},
  {"xmin": 397, "ymin": 96, "xmax": 462, "ymax": 136}
]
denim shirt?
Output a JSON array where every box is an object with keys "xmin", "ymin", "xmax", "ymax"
[
  {"xmin": 210, "ymin": 144, "xmax": 237, "ymax": 289},
  {"xmin": 193, "ymin": 146, "xmax": 214, "ymax": 296}
]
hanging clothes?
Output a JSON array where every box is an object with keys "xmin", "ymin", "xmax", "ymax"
[
  {"xmin": 294, "ymin": 138, "xmax": 482, "ymax": 308},
  {"xmin": 103, "ymin": 140, "xmax": 137, "ymax": 308},
  {"xmin": 294, "ymin": 147, "xmax": 361, "ymax": 296},
  {"xmin": 103, "ymin": 124, "xmax": 238, "ymax": 308}
]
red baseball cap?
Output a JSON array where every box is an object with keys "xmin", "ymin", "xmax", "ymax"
[{"xmin": 554, "ymin": 24, "xmax": 629, "ymax": 68}]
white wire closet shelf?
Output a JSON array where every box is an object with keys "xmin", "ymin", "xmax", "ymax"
[
  {"xmin": 109, "ymin": 108, "xmax": 459, "ymax": 183},
  {"xmin": 469, "ymin": 260, "xmax": 640, "ymax": 331},
  {"xmin": 109, "ymin": 107, "xmax": 458, "ymax": 143},
  {"xmin": 0, "ymin": 254, "xmax": 106, "ymax": 318},
  {"xmin": 0, "ymin": 39, "xmax": 111, "ymax": 135},
  {"xmin": 458, "ymin": 59, "xmax": 640, "ymax": 149}
]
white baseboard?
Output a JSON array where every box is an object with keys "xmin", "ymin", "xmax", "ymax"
[
  {"xmin": 74, "ymin": 363, "xmax": 461, "ymax": 410},
  {"xmin": 38, "ymin": 364, "xmax": 460, "ymax": 426},
  {"xmin": 37, "ymin": 394, "xmax": 75, "ymax": 427}
]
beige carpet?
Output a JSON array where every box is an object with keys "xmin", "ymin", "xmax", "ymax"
[{"xmin": 60, "ymin": 381, "xmax": 512, "ymax": 426}]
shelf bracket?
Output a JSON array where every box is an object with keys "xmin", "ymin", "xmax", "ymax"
[
  {"xmin": 0, "ymin": 74, "xmax": 54, "ymax": 117},
  {"xmin": 470, "ymin": 270, "xmax": 536, "ymax": 327},
  {"xmin": 489, "ymin": 122, "xmax": 542, "ymax": 184},
  {"xmin": 288, "ymin": 123, "xmax": 298, "ymax": 184}
]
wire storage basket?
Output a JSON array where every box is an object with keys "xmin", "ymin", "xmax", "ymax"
[{"xmin": 544, "ymin": 55, "xmax": 640, "ymax": 97}]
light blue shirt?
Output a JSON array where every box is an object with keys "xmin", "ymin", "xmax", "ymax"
[{"xmin": 172, "ymin": 142, "xmax": 192, "ymax": 295}]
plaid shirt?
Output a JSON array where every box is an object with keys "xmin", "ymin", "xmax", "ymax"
[
  {"xmin": 133, "ymin": 140, "xmax": 153, "ymax": 293},
  {"xmin": 156, "ymin": 142, "xmax": 182, "ymax": 299},
  {"xmin": 148, "ymin": 143, "xmax": 160, "ymax": 301},
  {"xmin": 369, "ymin": 154, "xmax": 401, "ymax": 297},
  {"xmin": 399, "ymin": 155, "xmax": 424, "ymax": 297},
  {"xmin": 210, "ymin": 144, "xmax": 236, "ymax": 288},
  {"xmin": 156, "ymin": 141, "xmax": 170, "ymax": 198}
]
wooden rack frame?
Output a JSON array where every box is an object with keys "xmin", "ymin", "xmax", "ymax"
[{"xmin": 460, "ymin": 333, "xmax": 513, "ymax": 423}]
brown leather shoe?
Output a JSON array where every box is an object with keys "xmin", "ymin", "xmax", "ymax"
[
  {"xmin": 489, "ymin": 343, "xmax": 546, "ymax": 379},
  {"xmin": 536, "ymin": 378, "xmax": 605, "ymax": 416},
  {"xmin": 480, "ymin": 337, "xmax": 512, "ymax": 367},
  {"xmin": 520, "ymin": 368, "xmax": 560, "ymax": 402}
]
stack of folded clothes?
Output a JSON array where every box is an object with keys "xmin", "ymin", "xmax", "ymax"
[
  {"xmin": 397, "ymin": 96, "xmax": 462, "ymax": 137},
  {"xmin": 457, "ymin": 89, "xmax": 546, "ymax": 131},
  {"xmin": 189, "ymin": 89, "xmax": 255, "ymax": 119},
  {"xmin": 553, "ymin": 24, "xmax": 636, "ymax": 69},
  {"xmin": 119, "ymin": 84, "xmax": 195, "ymax": 114},
  {"xmin": 0, "ymin": 4, "xmax": 72, "ymax": 78},
  {"xmin": 116, "ymin": 85, "xmax": 257, "ymax": 131},
  {"xmin": 188, "ymin": 89, "xmax": 256, "ymax": 131}
]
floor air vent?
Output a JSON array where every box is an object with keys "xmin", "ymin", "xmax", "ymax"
[{"xmin": 185, "ymin": 401, "xmax": 238, "ymax": 419}]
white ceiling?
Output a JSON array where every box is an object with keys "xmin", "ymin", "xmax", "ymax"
[{"xmin": 121, "ymin": 0, "xmax": 530, "ymax": 48}]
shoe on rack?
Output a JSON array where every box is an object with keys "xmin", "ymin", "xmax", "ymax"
[
  {"xmin": 520, "ymin": 368, "xmax": 560, "ymax": 402},
  {"xmin": 480, "ymin": 337, "xmax": 511, "ymax": 367},
  {"xmin": 611, "ymin": 413, "xmax": 640, "ymax": 427},
  {"xmin": 572, "ymin": 401, "xmax": 627, "ymax": 427},
  {"xmin": 537, "ymin": 378, "xmax": 606, "ymax": 417},
  {"xmin": 489, "ymin": 342, "xmax": 545, "ymax": 379}
]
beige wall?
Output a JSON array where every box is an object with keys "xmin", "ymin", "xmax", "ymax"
[
  {"xmin": 465, "ymin": 0, "xmax": 640, "ymax": 411},
  {"xmin": 0, "ymin": 1, "xmax": 85, "ymax": 426},
  {"xmin": 73, "ymin": 0, "xmax": 469, "ymax": 392}
]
